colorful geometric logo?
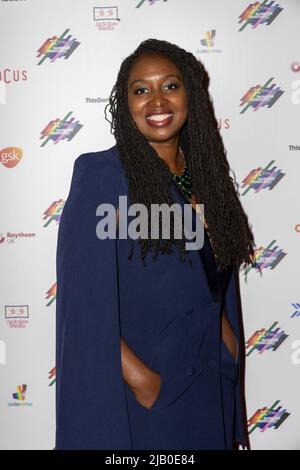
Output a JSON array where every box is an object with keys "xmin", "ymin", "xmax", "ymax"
[
  {"xmin": 46, "ymin": 283, "xmax": 57, "ymax": 307},
  {"xmin": 0, "ymin": 147, "xmax": 23, "ymax": 168},
  {"xmin": 136, "ymin": 0, "xmax": 168, "ymax": 7},
  {"xmin": 291, "ymin": 303, "xmax": 300, "ymax": 318},
  {"xmin": 240, "ymin": 78, "xmax": 284, "ymax": 113},
  {"xmin": 48, "ymin": 366, "xmax": 56, "ymax": 387},
  {"xmin": 43, "ymin": 199, "xmax": 65, "ymax": 227},
  {"xmin": 245, "ymin": 240, "xmax": 287, "ymax": 274},
  {"xmin": 200, "ymin": 30, "xmax": 216, "ymax": 47},
  {"xmin": 37, "ymin": 29, "xmax": 80, "ymax": 65},
  {"xmin": 40, "ymin": 111, "xmax": 83, "ymax": 146},
  {"xmin": 246, "ymin": 321, "xmax": 288, "ymax": 356},
  {"xmin": 238, "ymin": 1, "xmax": 283, "ymax": 31},
  {"xmin": 248, "ymin": 400, "xmax": 290, "ymax": 434},
  {"xmin": 241, "ymin": 160, "xmax": 285, "ymax": 195},
  {"xmin": 12, "ymin": 384, "xmax": 27, "ymax": 401}
]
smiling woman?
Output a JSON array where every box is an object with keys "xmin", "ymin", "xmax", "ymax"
[
  {"xmin": 55, "ymin": 38, "xmax": 256, "ymax": 450},
  {"xmin": 127, "ymin": 53, "xmax": 188, "ymax": 163}
]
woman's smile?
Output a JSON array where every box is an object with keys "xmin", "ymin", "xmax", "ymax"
[{"xmin": 145, "ymin": 112, "xmax": 174, "ymax": 127}]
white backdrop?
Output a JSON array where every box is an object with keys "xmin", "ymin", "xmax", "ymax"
[{"xmin": 0, "ymin": 0, "xmax": 299, "ymax": 450}]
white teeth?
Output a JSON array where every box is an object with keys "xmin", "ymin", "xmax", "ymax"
[{"xmin": 146, "ymin": 113, "xmax": 173, "ymax": 122}]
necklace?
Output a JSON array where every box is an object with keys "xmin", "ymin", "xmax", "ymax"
[
  {"xmin": 169, "ymin": 147, "xmax": 193, "ymax": 202},
  {"xmin": 169, "ymin": 147, "xmax": 219, "ymax": 262}
]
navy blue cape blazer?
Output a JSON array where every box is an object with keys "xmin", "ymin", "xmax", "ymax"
[{"xmin": 55, "ymin": 144, "xmax": 248, "ymax": 450}]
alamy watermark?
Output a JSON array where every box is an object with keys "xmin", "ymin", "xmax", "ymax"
[{"xmin": 96, "ymin": 195, "xmax": 205, "ymax": 250}]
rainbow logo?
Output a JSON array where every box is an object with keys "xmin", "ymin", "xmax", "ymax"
[
  {"xmin": 238, "ymin": 1, "xmax": 283, "ymax": 31},
  {"xmin": 248, "ymin": 400, "xmax": 290, "ymax": 433},
  {"xmin": 43, "ymin": 200, "xmax": 65, "ymax": 227},
  {"xmin": 40, "ymin": 111, "xmax": 83, "ymax": 146},
  {"xmin": 240, "ymin": 78, "xmax": 284, "ymax": 113},
  {"xmin": 46, "ymin": 283, "xmax": 57, "ymax": 307},
  {"xmin": 12, "ymin": 385, "xmax": 27, "ymax": 401},
  {"xmin": 246, "ymin": 321, "xmax": 288, "ymax": 356},
  {"xmin": 37, "ymin": 29, "xmax": 80, "ymax": 65},
  {"xmin": 200, "ymin": 30, "xmax": 216, "ymax": 48},
  {"xmin": 244, "ymin": 240, "xmax": 286, "ymax": 274},
  {"xmin": 241, "ymin": 160, "xmax": 285, "ymax": 195},
  {"xmin": 48, "ymin": 367, "xmax": 56, "ymax": 387}
]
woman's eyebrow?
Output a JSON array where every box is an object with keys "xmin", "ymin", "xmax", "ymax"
[{"xmin": 129, "ymin": 73, "xmax": 182, "ymax": 88}]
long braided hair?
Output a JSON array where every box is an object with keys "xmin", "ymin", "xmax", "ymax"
[{"xmin": 105, "ymin": 38, "xmax": 256, "ymax": 272}]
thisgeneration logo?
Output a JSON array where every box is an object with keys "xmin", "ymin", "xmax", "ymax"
[
  {"xmin": 238, "ymin": 1, "xmax": 283, "ymax": 31},
  {"xmin": 40, "ymin": 111, "xmax": 83, "ymax": 146},
  {"xmin": 248, "ymin": 400, "xmax": 290, "ymax": 434},
  {"xmin": 37, "ymin": 29, "xmax": 80, "ymax": 65},
  {"xmin": 46, "ymin": 282, "xmax": 56, "ymax": 307},
  {"xmin": 246, "ymin": 321, "xmax": 288, "ymax": 356},
  {"xmin": 244, "ymin": 240, "xmax": 287, "ymax": 274},
  {"xmin": 8, "ymin": 385, "xmax": 33, "ymax": 407},
  {"xmin": 241, "ymin": 160, "xmax": 285, "ymax": 195},
  {"xmin": 240, "ymin": 78, "xmax": 284, "ymax": 113},
  {"xmin": 5, "ymin": 305, "xmax": 29, "ymax": 329},
  {"xmin": 43, "ymin": 200, "xmax": 65, "ymax": 227},
  {"xmin": 0, "ymin": 147, "xmax": 23, "ymax": 168},
  {"xmin": 93, "ymin": 6, "xmax": 120, "ymax": 31}
]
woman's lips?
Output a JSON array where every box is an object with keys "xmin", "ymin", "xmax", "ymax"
[{"xmin": 145, "ymin": 113, "xmax": 174, "ymax": 127}]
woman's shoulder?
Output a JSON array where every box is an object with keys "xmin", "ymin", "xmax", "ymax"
[
  {"xmin": 73, "ymin": 144, "xmax": 121, "ymax": 176},
  {"xmin": 67, "ymin": 144, "xmax": 123, "ymax": 202}
]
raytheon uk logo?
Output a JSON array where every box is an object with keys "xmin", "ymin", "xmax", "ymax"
[
  {"xmin": 0, "ymin": 147, "xmax": 23, "ymax": 168},
  {"xmin": 43, "ymin": 200, "xmax": 65, "ymax": 227},
  {"xmin": 40, "ymin": 111, "xmax": 83, "ymax": 146},
  {"xmin": 37, "ymin": 28, "xmax": 80, "ymax": 65},
  {"xmin": 246, "ymin": 321, "xmax": 288, "ymax": 356},
  {"xmin": 238, "ymin": 1, "xmax": 283, "ymax": 31},
  {"xmin": 248, "ymin": 400, "xmax": 290, "ymax": 434},
  {"xmin": 241, "ymin": 160, "xmax": 285, "ymax": 195},
  {"xmin": 240, "ymin": 78, "xmax": 284, "ymax": 113},
  {"xmin": 244, "ymin": 240, "xmax": 287, "ymax": 274}
]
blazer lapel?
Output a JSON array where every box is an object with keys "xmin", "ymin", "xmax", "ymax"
[{"xmin": 169, "ymin": 178, "xmax": 222, "ymax": 303}]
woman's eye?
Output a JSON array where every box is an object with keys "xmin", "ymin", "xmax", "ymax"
[
  {"xmin": 165, "ymin": 83, "xmax": 178, "ymax": 90},
  {"xmin": 134, "ymin": 83, "xmax": 178, "ymax": 95},
  {"xmin": 134, "ymin": 87, "xmax": 148, "ymax": 95}
]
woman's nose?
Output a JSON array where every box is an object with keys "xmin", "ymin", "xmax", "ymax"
[{"xmin": 150, "ymin": 89, "xmax": 167, "ymax": 107}]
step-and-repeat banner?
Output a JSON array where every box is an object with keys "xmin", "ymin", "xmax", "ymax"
[{"xmin": 0, "ymin": 0, "xmax": 299, "ymax": 450}]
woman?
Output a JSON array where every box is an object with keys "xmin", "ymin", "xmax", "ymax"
[{"xmin": 55, "ymin": 38, "xmax": 256, "ymax": 450}]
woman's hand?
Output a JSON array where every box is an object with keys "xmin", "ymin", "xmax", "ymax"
[{"xmin": 132, "ymin": 368, "xmax": 162, "ymax": 409}]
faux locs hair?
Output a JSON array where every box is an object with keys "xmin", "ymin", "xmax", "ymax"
[{"xmin": 104, "ymin": 38, "xmax": 256, "ymax": 272}]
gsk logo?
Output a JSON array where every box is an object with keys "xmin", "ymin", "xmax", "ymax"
[{"xmin": 0, "ymin": 147, "xmax": 23, "ymax": 168}]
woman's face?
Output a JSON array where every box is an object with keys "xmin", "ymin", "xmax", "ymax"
[{"xmin": 127, "ymin": 53, "xmax": 188, "ymax": 146}]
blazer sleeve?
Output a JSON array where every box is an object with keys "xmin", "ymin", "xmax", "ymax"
[
  {"xmin": 55, "ymin": 152, "xmax": 132, "ymax": 450},
  {"xmin": 223, "ymin": 268, "xmax": 250, "ymax": 450}
]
